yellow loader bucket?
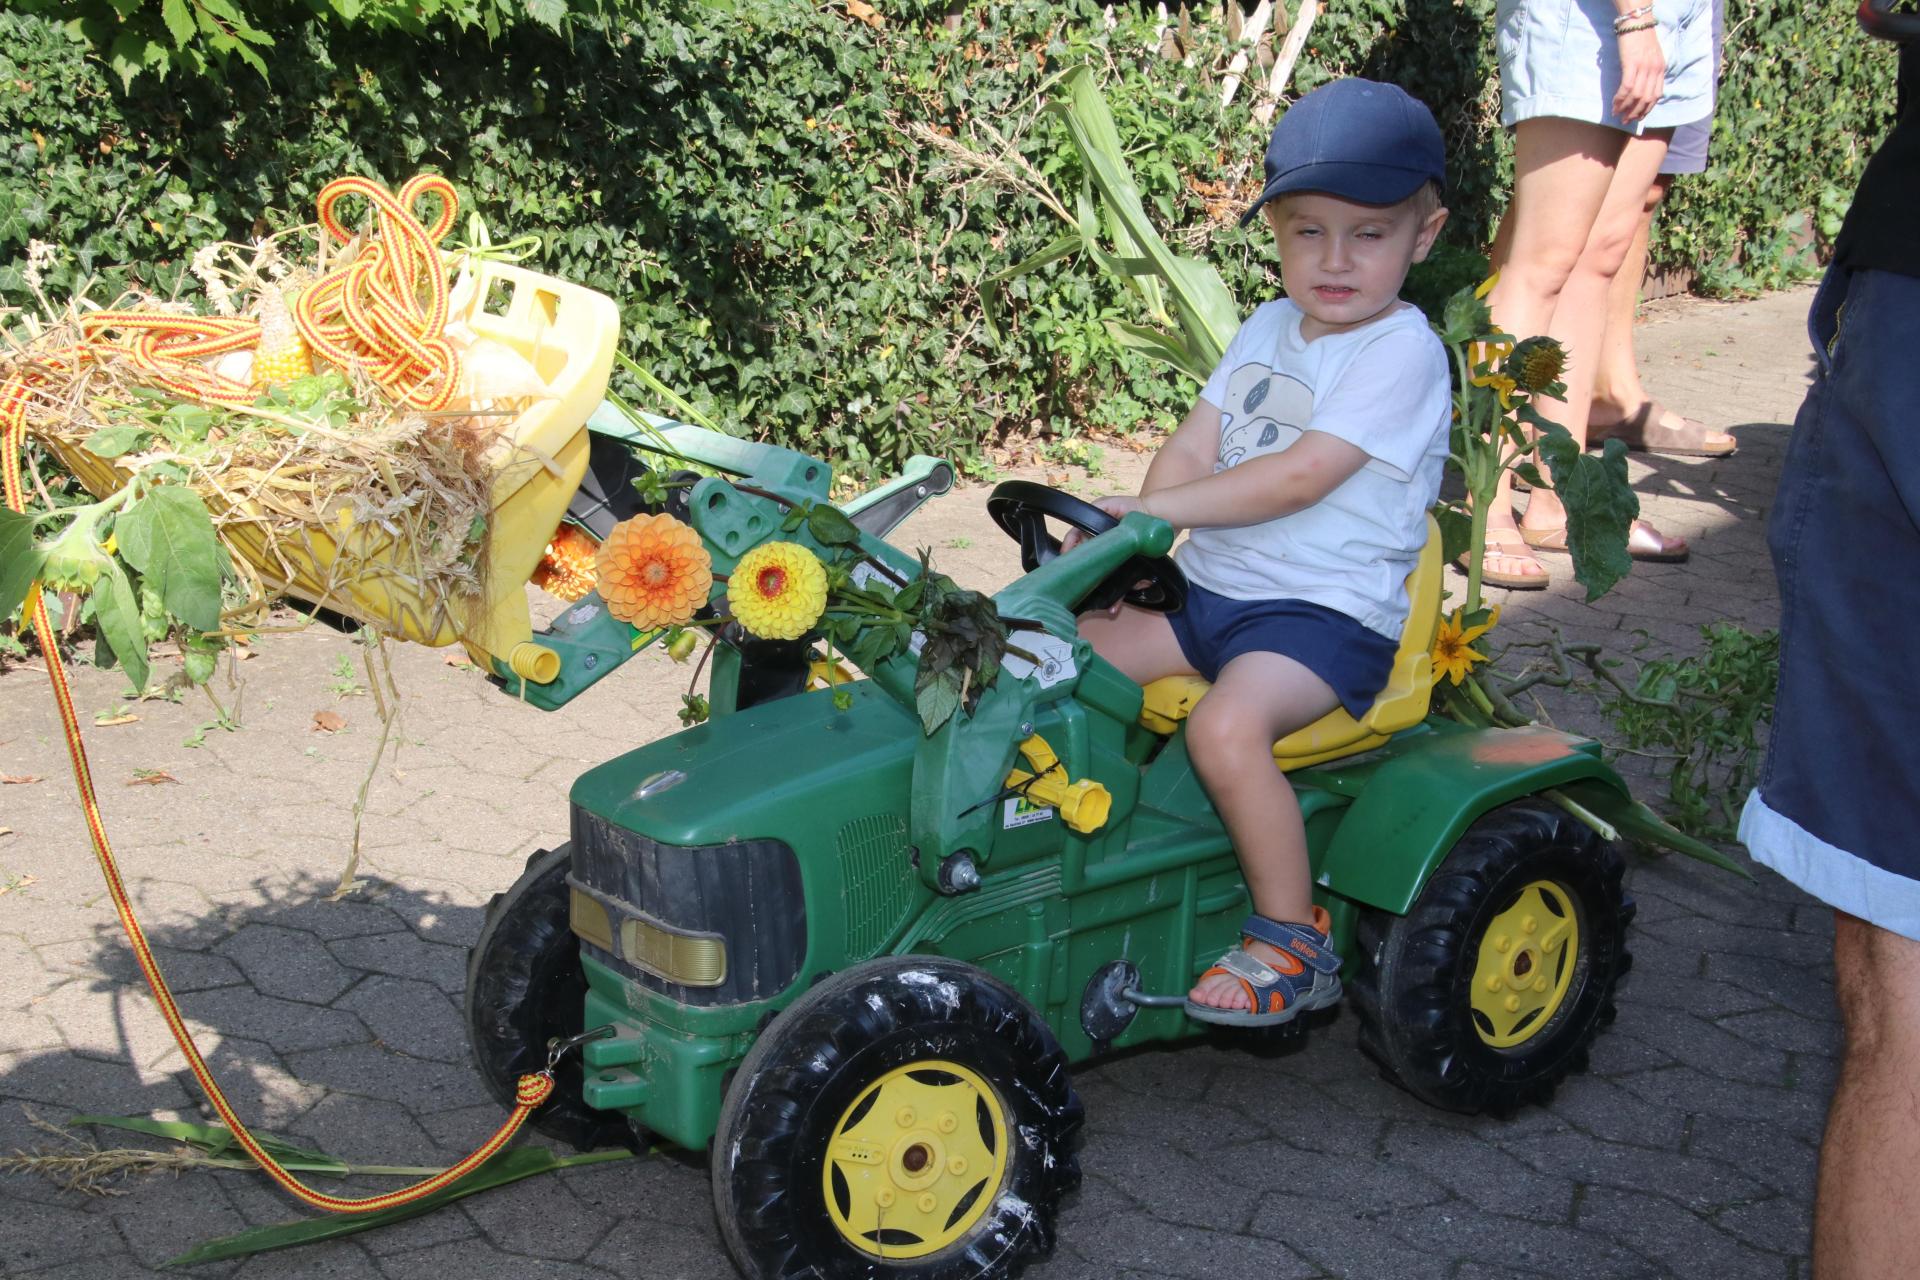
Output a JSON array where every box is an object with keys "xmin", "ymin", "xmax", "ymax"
[{"xmin": 47, "ymin": 260, "xmax": 618, "ymax": 680}]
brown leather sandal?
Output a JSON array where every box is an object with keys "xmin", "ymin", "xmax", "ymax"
[
  {"xmin": 1520, "ymin": 519, "xmax": 1690, "ymax": 563},
  {"xmin": 1588, "ymin": 402, "xmax": 1737, "ymax": 458}
]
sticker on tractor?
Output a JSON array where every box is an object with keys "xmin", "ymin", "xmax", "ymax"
[
  {"xmin": 1004, "ymin": 794, "xmax": 1057, "ymax": 829},
  {"xmin": 1002, "ymin": 632, "xmax": 1077, "ymax": 689}
]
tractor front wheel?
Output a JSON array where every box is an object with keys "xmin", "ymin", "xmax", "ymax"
[
  {"xmin": 465, "ymin": 843, "xmax": 633, "ymax": 1151},
  {"xmin": 1350, "ymin": 802, "xmax": 1634, "ymax": 1113},
  {"xmin": 713, "ymin": 957, "xmax": 1082, "ymax": 1280}
]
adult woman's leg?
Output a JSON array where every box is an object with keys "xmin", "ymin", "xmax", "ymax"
[
  {"xmin": 1479, "ymin": 117, "xmax": 1629, "ymax": 584},
  {"xmin": 1589, "ymin": 176, "xmax": 1738, "ymax": 454},
  {"xmin": 1516, "ymin": 128, "xmax": 1674, "ymax": 541},
  {"xmin": 1591, "ymin": 176, "xmax": 1670, "ymax": 416}
]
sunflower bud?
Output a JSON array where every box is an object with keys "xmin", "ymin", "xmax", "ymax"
[{"xmin": 1508, "ymin": 336, "xmax": 1568, "ymax": 394}]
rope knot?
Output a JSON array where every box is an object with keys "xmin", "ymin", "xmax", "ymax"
[{"xmin": 515, "ymin": 1073, "xmax": 557, "ymax": 1108}]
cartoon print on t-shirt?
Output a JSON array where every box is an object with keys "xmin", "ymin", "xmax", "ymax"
[{"xmin": 1216, "ymin": 361, "xmax": 1313, "ymax": 468}]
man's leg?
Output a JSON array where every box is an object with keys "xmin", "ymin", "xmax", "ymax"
[{"xmin": 1814, "ymin": 913, "xmax": 1920, "ymax": 1279}]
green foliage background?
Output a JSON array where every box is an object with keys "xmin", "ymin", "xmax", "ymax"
[{"xmin": 0, "ymin": 0, "xmax": 1895, "ymax": 475}]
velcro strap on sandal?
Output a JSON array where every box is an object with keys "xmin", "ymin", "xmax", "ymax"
[
  {"xmin": 1239, "ymin": 913, "xmax": 1341, "ymax": 976},
  {"xmin": 1215, "ymin": 947, "xmax": 1281, "ymax": 986}
]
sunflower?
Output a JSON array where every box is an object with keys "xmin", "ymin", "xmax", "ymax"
[
  {"xmin": 1509, "ymin": 336, "xmax": 1569, "ymax": 393},
  {"xmin": 1473, "ymin": 271, "xmax": 1501, "ymax": 300},
  {"xmin": 531, "ymin": 523, "xmax": 600, "ymax": 602},
  {"xmin": 729, "ymin": 541, "xmax": 828, "ymax": 640},
  {"xmin": 1470, "ymin": 367, "xmax": 1518, "ymax": 410},
  {"xmin": 1431, "ymin": 606, "xmax": 1500, "ymax": 685},
  {"xmin": 595, "ymin": 514, "xmax": 713, "ymax": 629}
]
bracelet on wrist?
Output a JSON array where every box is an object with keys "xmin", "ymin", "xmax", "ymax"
[
  {"xmin": 1611, "ymin": 4, "xmax": 1653, "ymax": 28},
  {"xmin": 1614, "ymin": 17, "xmax": 1658, "ymax": 33}
]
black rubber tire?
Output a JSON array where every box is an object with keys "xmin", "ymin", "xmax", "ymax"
[
  {"xmin": 465, "ymin": 844, "xmax": 634, "ymax": 1152},
  {"xmin": 712, "ymin": 956, "xmax": 1082, "ymax": 1280},
  {"xmin": 1348, "ymin": 802, "xmax": 1635, "ymax": 1114}
]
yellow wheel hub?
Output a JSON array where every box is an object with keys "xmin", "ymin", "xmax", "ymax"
[
  {"xmin": 822, "ymin": 1060, "xmax": 1009, "ymax": 1260},
  {"xmin": 1470, "ymin": 879, "xmax": 1581, "ymax": 1049}
]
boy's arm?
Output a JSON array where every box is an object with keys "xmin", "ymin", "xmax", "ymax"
[
  {"xmin": 1140, "ymin": 398, "xmax": 1224, "ymax": 496},
  {"xmin": 1140, "ymin": 431, "xmax": 1369, "ymax": 531}
]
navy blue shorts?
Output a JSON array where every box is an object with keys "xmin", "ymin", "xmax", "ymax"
[
  {"xmin": 1741, "ymin": 266, "xmax": 1920, "ymax": 940},
  {"xmin": 1167, "ymin": 584, "xmax": 1397, "ymax": 719}
]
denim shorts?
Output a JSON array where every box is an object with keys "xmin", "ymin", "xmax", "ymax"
[
  {"xmin": 1739, "ymin": 267, "xmax": 1920, "ymax": 941},
  {"xmin": 1659, "ymin": 0, "xmax": 1722, "ymax": 174},
  {"xmin": 1167, "ymin": 585, "xmax": 1397, "ymax": 719},
  {"xmin": 1497, "ymin": 0, "xmax": 1715, "ymax": 134}
]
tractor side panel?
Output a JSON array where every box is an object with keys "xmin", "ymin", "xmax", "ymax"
[{"xmin": 1309, "ymin": 724, "xmax": 1631, "ymax": 917}]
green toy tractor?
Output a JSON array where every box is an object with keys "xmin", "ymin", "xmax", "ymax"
[{"xmin": 465, "ymin": 411, "xmax": 1644, "ymax": 1279}]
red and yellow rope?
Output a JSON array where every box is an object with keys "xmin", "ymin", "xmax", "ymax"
[{"xmin": 0, "ymin": 175, "xmax": 560, "ymax": 1214}]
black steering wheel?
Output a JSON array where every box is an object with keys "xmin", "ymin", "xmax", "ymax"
[{"xmin": 986, "ymin": 480, "xmax": 1187, "ymax": 614}]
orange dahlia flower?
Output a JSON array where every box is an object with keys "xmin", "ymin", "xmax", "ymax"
[
  {"xmin": 729, "ymin": 541, "xmax": 827, "ymax": 640},
  {"xmin": 595, "ymin": 514, "xmax": 713, "ymax": 629},
  {"xmin": 531, "ymin": 524, "xmax": 601, "ymax": 602}
]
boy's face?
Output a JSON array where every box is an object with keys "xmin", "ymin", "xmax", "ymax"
[{"xmin": 1263, "ymin": 192, "xmax": 1448, "ymax": 339}]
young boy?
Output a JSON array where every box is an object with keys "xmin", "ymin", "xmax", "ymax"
[{"xmin": 1078, "ymin": 78, "xmax": 1453, "ymax": 1026}]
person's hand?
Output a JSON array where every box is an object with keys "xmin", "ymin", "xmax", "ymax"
[
  {"xmin": 1612, "ymin": 26, "xmax": 1666, "ymax": 123},
  {"xmin": 1058, "ymin": 494, "xmax": 1147, "ymax": 553}
]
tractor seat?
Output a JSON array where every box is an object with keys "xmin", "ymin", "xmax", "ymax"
[{"xmin": 1137, "ymin": 516, "xmax": 1443, "ymax": 772}]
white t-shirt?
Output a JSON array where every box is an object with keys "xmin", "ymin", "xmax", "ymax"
[{"xmin": 1179, "ymin": 298, "xmax": 1451, "ymax": 640}]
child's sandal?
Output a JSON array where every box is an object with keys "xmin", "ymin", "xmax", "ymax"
[{"xmin": 1184, "ymin": 908, "xmax": 1343, "ymax": 1028}]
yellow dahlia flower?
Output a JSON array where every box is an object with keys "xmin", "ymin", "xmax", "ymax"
[
  {"xmin": 595, "ymin": 514, "xmax": 713, "ymax": 629},
  {"xmin": 730, "ymin": 541, "xmax": 827, "ymax": 640}
]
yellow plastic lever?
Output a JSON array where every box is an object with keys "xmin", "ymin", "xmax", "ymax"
[{"xmin": 1005, "ymin": 735, "xmax": 1111, "ymax": 834}]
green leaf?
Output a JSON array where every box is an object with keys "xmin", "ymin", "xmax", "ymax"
[
  {"xmin": 805, "ymin": 504, "xmax": 861, "ymax": 548},
  {"xmin": 116, "ymin": 486, "xmax": 227, "ymax": 632},
  {"xmin": 94, "ymin": 560, "xmax": 149, "ymax": 692},
  {"xmin": 83, "ymin": 425, "xmax": 149, "ymax": 459},
  {"xmin": 159, "ymin": 0, "xmax": 194, "ymax": 47},
  {"xmin": 1551, "ymin": 440, "xmax": 1638, "ymax": 602},
  {"xmin": 915, "ymin": 667, "xmax": 962, "ymax": 735},
  {"xmin": 0, "ymin": 509, "xmax": 44, "ymax": 623},
  {"xmin": 1430, "ymin": 503, "xmax": 1472, "ymax": 567},
  {"xmin": 166, "ymin": 1147, "xmax": 635, "ymax": 1266}
]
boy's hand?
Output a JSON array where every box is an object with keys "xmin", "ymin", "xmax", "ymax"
[{"xmin": 1059, "ymin": 495, "xmax": 1147, "ymax": 553}]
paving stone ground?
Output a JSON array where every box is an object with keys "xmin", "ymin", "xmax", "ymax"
[{"xmin": 0, "ymin": 285, "xmax": 1826, "ymax": 1278}]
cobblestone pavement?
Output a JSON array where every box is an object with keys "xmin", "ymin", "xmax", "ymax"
[{"xmin": 0, "ymin": 285, "xmax": 1827, "ymax": 1278}]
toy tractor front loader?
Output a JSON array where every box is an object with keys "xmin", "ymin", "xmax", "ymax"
[{"xmin": 464, "ymin": 454, "xmax": 1643, "ymax": 1280}]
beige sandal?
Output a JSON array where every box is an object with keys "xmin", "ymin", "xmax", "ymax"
[{"xmin": 1457, "ymin": 528, "xmax": 1550, "ymax": 590}]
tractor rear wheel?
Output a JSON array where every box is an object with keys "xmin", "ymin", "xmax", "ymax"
[
  {"xmin": 465, "ymin": 843, "xmax": 633, "ymax": 1151},
  {"xmin": 1349, "ymin": 802, "xmax": 1634, "ymax": 1113},
  {"xmin": 713, "ymin": 957, "xmax": 1082, "ymax": 1279}
]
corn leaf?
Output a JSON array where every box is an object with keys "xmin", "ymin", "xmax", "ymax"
[
  {"xmin": 1049, "ymin": 66, "xmax": 1242, "ymax": 378},
  {"xmin": 1556, "ymin": 781, "xmax": 1754, "ymax": 878},
  {"xmin": 67, "ymin": 1115, "xmax": 445, "ymax": 1177},
  {"xmin": 165, "ymin": 1146, "xmax": 636, "ymax": 1266}
]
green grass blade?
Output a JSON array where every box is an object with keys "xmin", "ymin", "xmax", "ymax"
[
  {"xmin": 73, "ymin": 1115, "xmax": 346, "ymax": 1172},
  {"xmin": 164, "ymin": 1147, "xmax": 636, "ymax": 1266},
  {"xmin": 613, "ymin": 352, "xmax": 735, "ymax": 436}
]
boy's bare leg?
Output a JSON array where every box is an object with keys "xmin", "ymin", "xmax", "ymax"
[
  {"xmin": 1182, "ymin": 651, "xmax": 1340, "ymax": 1012},
  {"xmin": 1814, "ymin": 913, "xmax": 1920, "ymax": 1279},
  {"xmin": 1076, "ymin": 604, "xmax": 1194, "ymax": 686}
]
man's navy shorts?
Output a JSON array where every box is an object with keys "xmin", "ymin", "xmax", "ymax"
[
  {"xmin": 1167, "ymin": 584, "xmax": 1396, "ymax": 719},
  {"xmin": 1741, "ymin": 267, "xmax": 1920, "ymax": 940}
]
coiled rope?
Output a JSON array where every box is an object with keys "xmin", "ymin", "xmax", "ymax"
[{"xmin": 0, "ymin": 175, "xmax": 558, "ymax": 1213}]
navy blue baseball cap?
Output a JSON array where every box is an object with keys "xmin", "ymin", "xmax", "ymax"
[{"xmin": 1240, "ymin": 78, "xmax": 1447, "ymax": 226}]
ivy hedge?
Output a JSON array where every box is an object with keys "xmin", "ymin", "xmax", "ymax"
[{"xmin": 0, "ymin": 1, "xmax": 1895, "ymax": 474}]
